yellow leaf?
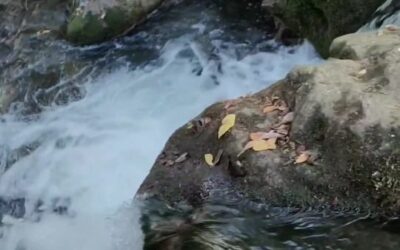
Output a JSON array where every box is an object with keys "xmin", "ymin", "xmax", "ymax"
[
  {"xmin": 204, "ymin": 154, "xmax": 214, "ymax": 167},
  {"xmin": 218, "ymin": 114, "xmax": 236, "ymax": 139},
  {"xmin": 252, "ymin": 138, "xmax": 277, "ymax": 151},
  {"xmin": 295, "ymin": 152, "xmax": 310, "ymax": 164},
  {"xmin": 263, "ymin": 105, "xmax": 278, "ymax": 113},
  {"xmin": 238, "ymin": 139, "xmax": 277, "ymax": 156}
]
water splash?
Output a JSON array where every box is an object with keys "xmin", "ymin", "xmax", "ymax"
[{"xmin": 0, "ymin": 2, "xmax": 320, "ymax": 249}]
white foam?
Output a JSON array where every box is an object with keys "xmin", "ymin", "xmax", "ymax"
[{"xmin": 0, "ymin": 36, "xmax": 320, "ymax": 249}]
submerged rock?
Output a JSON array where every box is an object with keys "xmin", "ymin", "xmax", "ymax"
[
  {"xmin": 137, "ymin": 29, "xmax": 400, "ymax": 215},
  {"xmin": 66, "ymin": 0, "xmax": 165, "ymax": 45}
]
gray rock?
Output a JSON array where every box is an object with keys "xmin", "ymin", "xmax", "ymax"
[
  {"xmin": 137, "ymin": 31, "xmax": 400, "ymax": 215},
  {"xmin": 66, "ymin": 0, "xmax": 165, "ymax": 45}
]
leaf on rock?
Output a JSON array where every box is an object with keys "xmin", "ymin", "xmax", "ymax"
[
  {"xmin": 263, "ymin": 105, "xmax": 279, "ymax": 113},
  {"xmin": 214, "ymin": 149, "xmax": 224, "ymax": 166},
  {"xmin": 250, "ymin": 131, "xmax": 285, "ymax": 141},
  {"xmin": 237, "ymin": 141, "xmax": 255, "ymax": 157},
  {"xmin": 280, "ymin": 112, "xmax": 294, "ymax": 124},
  {"xmin": 186, "ymin": 122, "xmax": 194, "ymax": 129},
  {"xmin": 205, "ymin": 154, "xmax": 214, "ymax": 167},
  {"xmin": 224, "ymin": 100, "xmax": 239, "ymax": 110},
  {"xmin": 252, "ymin": 138, "xmax": 277, "ymax": 151},
  {"xmin": 276, "ymin": 124, "xmax": 290, "ymax": 135},
  {"xmin": 238, "ymin": 138, "xmax": 278, "ymax": 156},
  {"xmin": 175, "ymin": 152, "xmax": 188, "ymax": 163},
  {"xmin": 199, "ymin": 117, "xmax": 212, "ymax": 127},
  {"xmin": 295, "ymin": 152, "xmax": 310, "ymax": 164},
  {"xmin": 357, "ymin": 69, "xmax": 367, "ymax": 77},
  {"xmin": 250, "ymin": 132, "xmax": 266, "ymax": 141},
  {"xmin": 218, "ymin": 114, "xmax": 236, "ymax": 139}
]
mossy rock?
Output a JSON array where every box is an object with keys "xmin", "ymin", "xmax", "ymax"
[
  {"xmin": 66, "ymin": 0, "xmax": 164, "ymax": 45},
  {"xmin": 270, "ymin": 0, "xmax": 385, "ymax": 57}
]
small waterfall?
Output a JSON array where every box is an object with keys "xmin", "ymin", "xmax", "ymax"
[{"xmin": 0, "ymin": 1, "xmax": 320, "ymax": 249}]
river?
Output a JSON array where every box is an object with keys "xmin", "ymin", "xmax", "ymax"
[{"xmin": 3, "ymin": 1, "xmax": 398, "ymax": 250}]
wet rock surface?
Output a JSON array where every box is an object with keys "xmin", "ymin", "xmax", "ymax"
[
  {"xmin": 138, "ymin": 28, "xmax": 400, "ymax": 215},
  {"xmin": 361, "ymin": 0, "xmax": 400, "ymax": 30},
  {"xmin": 66, "ymin": 0, "xmax": 165, "ymax": 45},
  {"xmin": 262, "ymin": 0, "xmax": 385, "ymax": 57}
]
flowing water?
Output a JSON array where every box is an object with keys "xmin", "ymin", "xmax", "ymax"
[{"xmin": 0, "ymin": 1, "xmax": 399, "ymax": 250}]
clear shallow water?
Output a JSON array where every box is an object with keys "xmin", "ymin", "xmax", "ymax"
[{"xmin": 0, "ymin": 1, "xmax": 357, "ymax": 249}]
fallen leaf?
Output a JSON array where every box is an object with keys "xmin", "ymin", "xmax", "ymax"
[
  {"xmin": 250, "ymin": 131, "xmax": 285, "ymax": 141},
  {"xmin": 271, "ymin": 96, "xmax": 280, "ymax": 103},
  {"xmin": 237, "ymin": 141, "xmax": 255, "ymax": 157},
  {"xmin": 277, "ymin": 105, "xmax": 289, "ymax": 113},
  {"xmin": 252, "ymin": 138, "xmax": 277, "ymax": 151},
  {"xmin": 280, "ymin": 112, "xmax": 294, "ymax": 124},
  {"xmin": 263, "ymin": 105, "xmax": 279, "ymax": 113},
  {"xmin": 356, "ymin": 69, "xmax": 367, "ymax": 78},
  {"xmin": 224, "ymin": 100, "xmax": 239, "ymax": 110},
  {"xmin": 175, "ymin": 152, "xmax": 188, "ymax": 163},
  {"xmin": 263, "ymin": 97, "xmax": 273, "ymax": 106},
  {"xmin": 295, "ymin": 145, "xmax": 306, "ymax": 154},
  {"xmin": 165, "ymin": 160, "xmax": 175, "ymax": 167},
  {"xmin": 250, "ymin": 132, "xmax": 266, "ymax": 141},
  {"xmin": 36, "ymin": 29, "xmax": 51, "ymax": 36},
  {"xmin": 275, "ymin": 124, "xmax": 290, "ymax": 135},
  {"xmin": 204, "ymin": 154, "xmax": 214, "ymax": 167},
  {"xmin": 238, "ymin": 138, "xmax": 277, "ymax": 156},
  {"xmin": 218, "ymin": 114, "xmax": 236, "ymax": 139},
  {"xmin": 186, "ymin": 122, "xmax": 194, "ymax": 129},
  {"xmin": 274, "ymin": 99, "xmax": 288, "ymax": 111},
  {"xmin": 295, "ymin": 152, "xmax": 310, "ymax": 164},
  {"xmin": 213, "ymin": 149, "xmax": 224, "ymax": 166}
]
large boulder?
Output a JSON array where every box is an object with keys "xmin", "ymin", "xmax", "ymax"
[
  {"xmin": 66, "ymin": 0, "xmax": 165, "ymax": 45},
  {"xmin": 262, "ymin": 0, "xmax": 385, "ymax": 57},
  {"xmin": 137, "ymin": 28, "xmax": 400, "ymax": 215}
]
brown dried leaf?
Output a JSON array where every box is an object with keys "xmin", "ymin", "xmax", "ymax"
[
  {"xmin": 296, "ymin": 145, "xmax": 306, "ymax": 155},
  {"xmin": 271, "ymin": 96, "xmax": 280, "ymax": 104},
  {"xmin": 275, "ymin": 124, "xmax": 290, "ymax": 135},
  {"xmin": 224, "ymin": 100, "xmax": 238, "ymax": 110},
  {"xmin": 213, "ymin": 149, "xmax": 224, "ymax": 166},
  {"xmin": 175, "ymin": 152, "xmax": 188, "ymax": 163},
  {"xmin": 280, "ymin": 112, "xmax": 294, "ymax": 124},
  {"xmin": 295, "ymin": 152, "xmax": 310, "ymax": 164},
  {"xmin": 166, "ymin": 160, "xmax": 175, "ymax": 167},
  {"xmin": 263, "ymin": 97, "xmax": 273, "ymax": 106},
  {"xmin": 237, "ymin": 141, "xmax": 255, "ymax": 157},
  {"xmin": 263, "ymin": 105, "xmax": 279, "ymax": 113},
  {"xmin": 199, "ymin": 117, "xmax": 212, "ymax": 126},
  {"xmin": 249, "ymin": 132, "xmax": 266, "ymax": 141}
]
